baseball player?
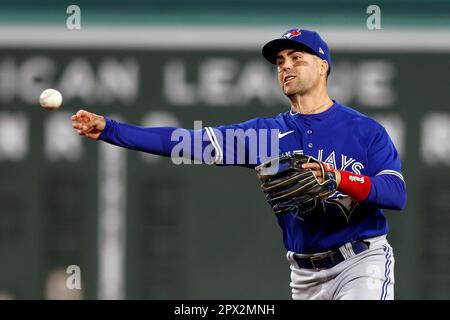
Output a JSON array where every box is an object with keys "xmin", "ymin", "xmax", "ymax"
[{"xmin": 71, "ymin": 28, "xmax": 406, "ymax": 300}]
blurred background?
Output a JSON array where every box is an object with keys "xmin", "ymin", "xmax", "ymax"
[{"xmin": 0, "ymin": 0, "xmax": 449, "ymax": 300}]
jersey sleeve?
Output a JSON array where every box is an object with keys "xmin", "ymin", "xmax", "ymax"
[
  {"xmin": 366, "ymin": 123, "xmax": 404, "ymax": 181},
  {"xmin": 205, "ymin": 118, "xmax": 279, "ymax": 168},
  {"xmin": 99, "ymin": 117, "xmax": 222, "ymax": 164},
  {"xmin": 364, "ymin": 122, "xmax": 406, "ymax": 210},
  {"xmin": 98, "ymin": 117, "xmax": 279, "ymax": 168}
]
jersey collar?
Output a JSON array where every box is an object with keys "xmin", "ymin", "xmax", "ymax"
[{"xmin": 289, "ymin": 100, "xmax": 338, "ymax": 119}]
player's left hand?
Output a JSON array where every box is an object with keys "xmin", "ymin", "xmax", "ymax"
[
  {"xmin": 255, "ymin": 154, "xmax": 339, "ymax": 215},
  {"xmin": 301, "ymin": 162, "xmax": 341, "ymax": 187}
]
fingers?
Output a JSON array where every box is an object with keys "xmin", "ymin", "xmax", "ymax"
[
  {"xmin": 71, "ymin": 110, "xmax": 104, "ymax": 140},
  {"xmin": 72, "ymin": 122, "xmax": 83, "ymax": 130},
  {"xmin": 301, "ymin": 162, "xmax": 324, "ymax": 183},
  {"xmin": 76, "ymin": 109, "xmax": 92, "ymax": 119},
  {"xmin": 85, "ymin": 132, "xmax": 99, "ymax": 139},
  {"xmin": 72, "ymin": 119, "xmax": 90, "ymax": 131},
  {"xmin": 72, "ymin": 120, "xmax": 94, "ymax": 133},
  {"xmin": 72, "ymin": 109, "xmax": 98, "ymax": 131},
  {"xmin": 82, "ymin": 119, "xmax": 99, "ymax": 133},
  {"xmin": 301, "ymin": 163, "xmax": 321, "ymax": 170},
  {"xmin": 72, "ymin": 109, "xmax": 93, "ymax": 123}
]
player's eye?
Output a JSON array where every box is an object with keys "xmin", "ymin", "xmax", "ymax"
[{"xmin": 276, "ymin": 61, "xmax": 285, "ymax": 71}]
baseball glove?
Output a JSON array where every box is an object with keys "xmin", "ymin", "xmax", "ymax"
[{"xmin": 255, "ymin": 153, "xmax": 337, "ymax": 216}]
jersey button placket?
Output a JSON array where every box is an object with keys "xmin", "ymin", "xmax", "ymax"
[{"xmin": 306, "ymin": 128, "xmax": 313, "ymax": 149}]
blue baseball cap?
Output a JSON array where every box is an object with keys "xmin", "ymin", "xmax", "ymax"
[{"xmin": 262, "ymin": 28, "xmax": 331, "ymax": 74}]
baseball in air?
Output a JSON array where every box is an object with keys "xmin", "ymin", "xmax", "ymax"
[{"xmin": 39, "ymin": 89, "xmax": 63, "ymax": 110}]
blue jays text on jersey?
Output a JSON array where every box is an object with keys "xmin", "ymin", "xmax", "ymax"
[{"xmin": 99, "ymin": 100, "xmax": 406, "ymax": 254}]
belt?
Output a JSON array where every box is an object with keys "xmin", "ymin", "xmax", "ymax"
[{"xmin": 293, "ymin": 240, "xmax": 370, "ymax": 271}]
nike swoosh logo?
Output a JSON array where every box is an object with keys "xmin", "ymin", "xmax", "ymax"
[{"xmin": 278, "ymin": 130, "xmax": 295, "ymax": 139}]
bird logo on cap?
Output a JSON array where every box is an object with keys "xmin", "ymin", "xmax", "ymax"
[{"xmin": 282, "ymin": 29, "xmax": 301, "ymax": 39}]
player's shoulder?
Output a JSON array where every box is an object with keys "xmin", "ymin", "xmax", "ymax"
[
  {"xmin": 213, "ymin": 113, "xmax": 288, "ymax": 132},
  {"xmin": 242, "ymin": 112, "xmax": 289, "ymax": 127},
  {"xmin": 335, "ymin": 102, "xmax": 385, "ymax": 132}
]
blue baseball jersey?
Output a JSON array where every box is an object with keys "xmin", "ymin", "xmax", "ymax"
[
  {"xmin": 100, "ymin": 100, "xmax": 406, "ymax": 254},
  {"xmin": 204, "ymin": 101, "xmax": 406, "ymax": 253}
]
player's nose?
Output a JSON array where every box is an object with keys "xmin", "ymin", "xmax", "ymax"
[{"xmin": 277, "ymin": 63, "xmax": 292, "ymax": 73}]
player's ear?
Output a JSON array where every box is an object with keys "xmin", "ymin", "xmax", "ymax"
[{"xmin": 319, "ymin": 59, "xmax": 329, "ymax": 77}]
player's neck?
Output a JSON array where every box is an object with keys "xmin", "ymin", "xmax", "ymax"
[{"xmin": 289, "ymin": 92, "xmax": 333, "ymax": 115}]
